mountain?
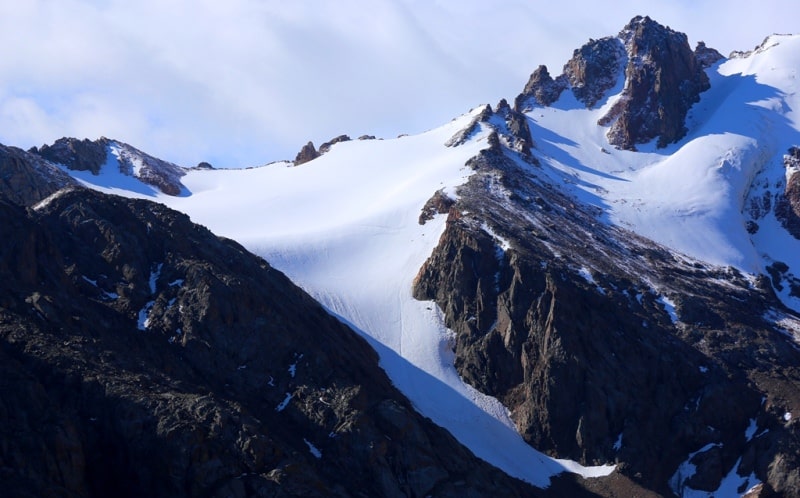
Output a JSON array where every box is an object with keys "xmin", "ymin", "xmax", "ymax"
[
  {"xmin": 0, "ymin": 154, "xmax": 540, "ymax": 497},
  {"xmin": 4, "ymin": 15, "xmax": 800, "ymax": 498}
]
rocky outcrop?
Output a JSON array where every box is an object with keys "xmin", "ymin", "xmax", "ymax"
[
  {"xmin": 113, "ymin": 141, "xmax": 186, "ymax": 195},
  {"xmin": 419, "ymin": 189, "xmax": 455, "ymax": 225},
  {"xmin": 34, "ymin": 137, "xmax": 108, "ymax": 174},
  {"xmin": 563, "ymin": 37, "xmax": 626, "ymax": 108},
  {"xmin": 0, "ymin": 183, "xmax": 542, "ymax": 497},
  {"xmin": 695, "ymin": 41, "xmax": 725, "ymax": 68},
  {"xmin": 319, "ymin": 134, "xmax": 351, "ymax": 154},
  {"xmin": 600, "ymin": 16, "xmax": 711, "ymax": 149},
  {"xmin": 0, "ymin": 144, "xmax": 76, "ymax": 206},
  {"xmin": 515, "ymin": 65, "xmax": 567, "ymax": 110},
  {"xmin": 32, "ymin": 137, "xmax": 187, "ymax": 196},
  {"xmin": 776, "ymin": 146, "xmax": 800, "ymax": 240},
  {"xmin": 514, "ymin": 16, "xmax": 712, "ymax": 150},
  {"xmin": 413, "ymin": 144, "xmax": 800, "ymax": 496},
  {"xmin": 293, "ymin": 141, "xmax": 320, "ymax": 165},
  {"xmin": 494, "ymin": 99, "xmax": 535, "ymax": 158}
]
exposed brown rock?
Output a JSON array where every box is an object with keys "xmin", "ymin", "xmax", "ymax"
[
  {"xmin": 0, "ymin": 144, "xmax": 76, "ymax": 206},
  {"xmin": 419, "ymin": 189, "xmax": 455, "ymax": 225},
  {"xmin": 413, "ymin": 144, "xmax": 800, "ymax": 495},
  {"xmin": 32, "ymin": 138, "xmax": 187, "ymax": 196},
  {"xmin": 776, "ymin": 146, "xmax": 800, "ymax": 239},
  {"xmin": 515, "ymin": 65, "xmax": 567, "ymax": 111},
  {"xmin": 515, "ymin": 16, "xmax": 710, "ymax": 150},
  {"xmin": 695, "ymin": 41, "xmax": 725, "ymax": 68},
  {"xmin": 600, "ymin": 16, "xmax": 710, "ymax": 149},
  {"xmin": 563, "ymin": 37, "xmax": 626, "ymax": 108},
  {"xmin": 293, "ymin": 141, "xmax": 320, "ymax": 165},
  {"xmin": 495, "ymin": 99, "xmax": 535, "ymax": 157},
  {"xmin": 318, "ymin": 134, "xmax": 351, "ymax": 154},
  {"xmin": 35, "ymin": 137, "xmax": 108, "ymax": 174}
]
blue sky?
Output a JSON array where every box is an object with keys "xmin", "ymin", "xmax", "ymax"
[{"xmin": 0, "ymin": 0, "xmax": 796, "ymax": 167}]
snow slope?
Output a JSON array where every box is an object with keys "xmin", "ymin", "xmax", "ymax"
[
  {"xmin": 67, "ymin": 107, "xmax": 613, "ymax": 486},
  {"xmin": 529, "ymin": 35, "xmax": 800, "ymax": 281}
]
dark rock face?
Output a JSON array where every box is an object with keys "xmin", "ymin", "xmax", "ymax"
[
  {"xmin": 413, "ymin": 142, "xmax": 800, "ymax": 496},
  {"xmin": 293, "ymin": 141, "xmax": 320, "ymax": 165},
  {"xmin": 514, "ymin": 16, "xmax": 712, "ymax": 150},
  {"xmin": 695, "ymin": 41, "xmax": 725, "ymax": 68},
  {"xmin": 776, "ymin": 146, "xmax": 800, "ymax": 240},
  {"xmin": 113, "ymin": 141, "xmax": 187, "ymax": 196},
  {"xmin": 0, "ymin": 180, "xmax": 540, "ymax": 496},
  {"xmin": 0, "ymin": 144, "xmax": 76, "ymax": 206},
  {"xmin": 600, "ymin": 16, "xmax": 711, "ymax": 149},
  {"xmin": 32, "ymin": 137, "xmax": 186, "ymax": 196},
  {"xmin": 419, "ymin": 189, "xmax": 455, "ymax": 225},
  {"xmin": 319, "ymin": 135, "xmax": 351, "ymax": 154},
  {"xmin": 563, "ymin": 37, "xmax": 626, "ymax": 108},
  {"xmin": 495, "ymin": 99, "xmax": 535, "ymax": 158},
  {"xmin": 516, "ymin": 65, "xmax": 567, "ymax": 110},
  {"xmin": 35, "ymin": 137, "xmax": 108, "ymax": 174}
]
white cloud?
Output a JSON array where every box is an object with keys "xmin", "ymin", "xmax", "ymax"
[{"xmin": 0, "ymin": 0, "xmax": 796, "ymax": 167}]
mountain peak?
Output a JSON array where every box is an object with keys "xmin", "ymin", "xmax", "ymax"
[
  {"xmin": 516, "ymin": 15, "xmax": 712, "ymax": 150},
  {"xmin": 32, "ymin": 137, "xmax": 187, "ymax": 196}
]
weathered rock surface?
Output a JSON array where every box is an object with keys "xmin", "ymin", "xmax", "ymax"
[
  {"xmin": 694, "ymin": 41, "xmax": 725, "ymax": 69},
  {"xmin": 413, "ymin": 141, "xmax": 800, "ymax": 496},
  {"xmin": 34, "ymin": 137, "xmax": 109, "ymax": 174},
  {"xmin": 516, "ymin": 65, "xmax": 567, "ymax": 110},
  {"xmin": 319, "ymin": 135, "xmax": 351, "ymax": 154},
  {"xmin": 32, "ymin": 137, "xmax": 187, "ymax": 196},
  {"xmin": 293, "ymin": 141, "xmax": 320, "ymax": 165},
  {"xmin": 494, "ymin": 99, "xmax": 536, "ymax": 158},
  {"xmin": 0, "ymin": 144, "xmax": 76, "ymax": 206},
  {"xmin": 776, "ymin": 146, "xmax": 800, "ymax": 240},
  {"xmin": 563, "ymin": 37, "xmax": 626, "ymax": 108},
  {"xmin": 515, "ymin": 16, "xmax": 712, "ymax": 150},
  {"xmin": 600, "ymin": 16, "xmax": 711, "ymax": 149},
  {"xmin": 0, "ymin": 178, "xmax": 542, "ymax": 496},
  {"xmin": 419, "ymin": 189, "xmax": 455, "ymax": 225}
]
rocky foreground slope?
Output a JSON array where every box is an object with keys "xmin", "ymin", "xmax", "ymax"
[{"xmin": 0, "ymin": 150, "xmax": 543, "ymax": 497}]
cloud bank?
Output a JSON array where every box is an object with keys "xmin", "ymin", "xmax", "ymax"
[{"xmin": 0, "ymin": 0, "xmax": 795, "ymax": 167}]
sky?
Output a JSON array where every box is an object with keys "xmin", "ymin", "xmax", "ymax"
[{"xmin": 0, "ymin": 0, "xmax": 796, "ymax": 168}]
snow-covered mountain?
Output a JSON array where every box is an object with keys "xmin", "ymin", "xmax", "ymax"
[{"xmin": 5, "ymin": 15, "xmax": 800, "ymax": 498}]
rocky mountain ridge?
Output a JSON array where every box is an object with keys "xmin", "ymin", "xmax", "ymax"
[
  {"xmin": 418, "ymin": 106, "xmax": 800, "ymax": 494},
  {"xmin": 31, "ymin": 137, "xmax": 187, "ymax": 196},
  {"xmin": 516, "ymin": 16, "xmax": 713, "ymax": 150}
]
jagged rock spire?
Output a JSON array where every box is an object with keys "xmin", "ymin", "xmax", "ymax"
[{"xmin": 515, "ymin": 15, "xmax": 713, "ymax": 150}]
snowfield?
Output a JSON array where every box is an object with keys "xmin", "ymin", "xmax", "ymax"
[
  {"xmin": 530, "ymin": 34, "xmax": 800, "ymax": 311},
  {"xmin": 62, "ymin": 34, "xmax": 800, "ymax": 490},
  {"xmin": 67, "ymin": 106, "xmax": 615, "ymax": 485}
]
